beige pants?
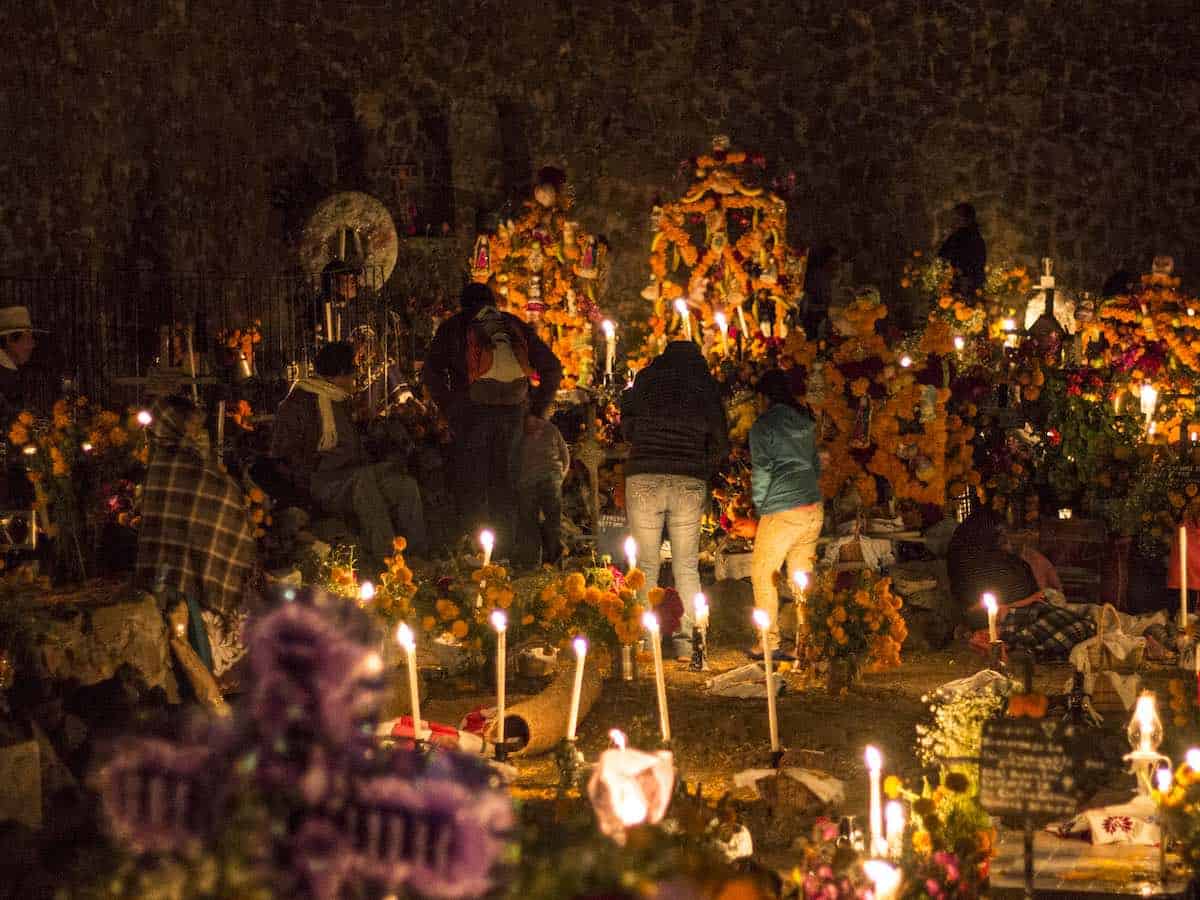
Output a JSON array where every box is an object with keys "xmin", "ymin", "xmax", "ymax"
[{"xmin": 751, "ymin": 503, "xmax": 824, "ymax": 649}]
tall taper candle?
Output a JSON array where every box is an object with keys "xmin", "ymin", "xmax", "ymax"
[
  {"xmin": 982, "ymin": 592, "xmax": 999, "ymax": 643},
  {"xmin": 753, "ymin": 608, "xmax": 781, "ymax": 753},
  {"xmin": 1182, "ymin": 525, "xmax": 1189, "ymax": 630},
  {"xmin": 642, "ymin": 611, "xmax": 671, "ymax": 742},
  {"xmin": 566, "ymin": 635, "xmax": 588, "ymax": 741},
  {"xmin": 865, "ymin": 745, "xmax": 885, "ymax": 857},
  {"xmin": 480, "ymin": 529, "xmax": 495, "ymax": 568},
  {"xmin": 624, "ymin": 535, "xmax": 638, "ymax": 573},
  {"xmin": 602, "ymin": 320, "xmax": 615, "ymax": 378},
  {"xmin": 396, "ymin": 624, "xmax": 426, "ymax": 740},
  {"xmin": 491, "ymin": 609, "xmax": 507, "ymax": 755}
]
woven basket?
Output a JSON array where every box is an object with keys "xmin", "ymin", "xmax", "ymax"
[
  {"xmin": 1090, "ymin": 670, "xmax": 1140, "ymax": 716},
  {"xmin": 1082, "ymin": 604, "xmax": 1144, "ymax": 674}
]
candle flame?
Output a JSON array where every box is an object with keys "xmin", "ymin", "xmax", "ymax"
[
  {"xmin": 714, "ymin": 311, "xmax": 728, "ymax": 331},
  {"xmin": 479, "ymin": 529, "xmax": 495, "ymax": 553},
  {"xmin": 793, "ymin": 570, "xmax": 809, "ymax": 591},
  {"xmin": 623, "ymin": 535, "xmax": 638, "ymax": 569},
  {"xmin": 573, "ymin": 635, "xmax": 588, "ymax": 656},
  {"xmin": 358, "ymin": 581, "xmax": 375, "ymax": 603},
  {"xmin": 673, "ymin": 298, "xmax": 689, "ymax": 317},
  {"xmin": 602, "ymin": 319, "xmax": 615, "ymax": 337},
  {"xmin": 136, "ymin": 410, "xmax": 153, "ymax": 427},
  {"xmin": 81, "ymin": 442, "xmax": 93, "ymax": 452},
  {"xmin": 1155, "ymin": 766, "xmax": 1173, "ymax": 793},
  {"xmin": 982, "ymin": 592, "xmax": 998, "ymax": 614},
  {"xmin": 396, "ymin": 623, "xmax": 415, "ymax": 650},
  {"xmin": 865, "ymin": 745, "xmax": 882, "ymax": 771},
  {"xmin": 885, "ymin": 800, "xmax": 905, "ymax": 830},
  {"xmin": 1186, "ymin": 748, "xmax": 1200, "ymax": 770},
  {"xmin": 21, "ymin": 445, "xmax": 35, "ymax": 455},
  {"xmin": 490, "ymin": 609, "xmax": 507, "ymax": 632},
  {"xmin": 641, "ymin": 610, "xmax": 659, "ymax": 632},
  {"xmin": 609, "ymin": 729, "xmax": 627, "ymax": 750},
  {"xmin": 953, "ymin": 335, "xmax": 965, "ymax": 351},
  {"xmin": 752, "ymin": 608, "xmax": 770, "ymax": 629},
  {"xmin": 899, "ymin": 354, "xmax": 912, "ymax": 368},
  {"xmin": 612, "ymin": 778, "xmax": 649, "ymax": 827},
  {"xmin": 862, "ymin": 860, "xmax": 900, "ymax": 898},
  {"xmin": 693, "ymin": 592, "xmax": 709, "ymax": 619}
]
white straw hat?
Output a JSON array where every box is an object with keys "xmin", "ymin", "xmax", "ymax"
[{"xmin": 0, "ymin": 307, "xmax": 44, "ymax": 336}]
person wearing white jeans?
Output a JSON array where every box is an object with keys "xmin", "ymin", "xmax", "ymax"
[{"xmin": 750, "ymin": 502, "xmax": 823, "ymax": 650}]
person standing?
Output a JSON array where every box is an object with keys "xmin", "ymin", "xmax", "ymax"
[
  {"xmin": 272, "ymin": 341, "xmax": 427, "ymax": 573},
  {"xmin": 801, "ymin": 244, "xmax": 838, "ymax": 339},
  {"xmin": 938, "ymin": 202, "xmax": 987, "ymax": 298},
  {"xmin": 422, "ymin": 282, "xmax": 562, "ymax": 560},
  {"xmin": 514, "ymin": 408, "xmax": 570, "ymax": 569},
  {"xmin": 621, "ymin": 339, "xmax": 729, "ymax": 660},
  {"xmin": 0, "ymin": 306, "xmax": 39, "ymax": 423},
  {"xmin": 748, "ymin": 369, "xmax": 823, "ymax": 659}
]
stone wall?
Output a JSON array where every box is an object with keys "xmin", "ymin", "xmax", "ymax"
[{"xmin": 2, "ymin": 0, "xmax": 1198, "ymax": 310}]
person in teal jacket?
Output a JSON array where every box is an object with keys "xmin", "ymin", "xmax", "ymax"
[{"xmin": 748, "ymin": 369, "xmax": 824, "ymax": 658}]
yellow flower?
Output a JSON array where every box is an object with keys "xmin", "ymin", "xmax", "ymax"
[
  {"xmin": 17, "ymin": 411, "xmax": 33, "ymax": 426},
  {"xmin": 421, "ymin": 615, "xmax": 436, "ymax": 632},
  {"xmin": 884, "ymin": 775, "xmax": 903, "ymax": 799},
  {"xmin": 833, "ymin": 606, "xmax": 847, "ymax": 623},
  {"xmin": 451, "ymin": 619, "xmax": 469, "ymax": 639},
  {"xmin": 625, "ymin": 568, "xmax": 646, "ymax": 592},
  {"xmin": 393, "ymin": 536, "xmax": 408, "ymax": 552},
  {"xmin": 912, "ymin": 829, "xmax": 932, "ymax": 855}
]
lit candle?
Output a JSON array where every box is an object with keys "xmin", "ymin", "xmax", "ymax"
[
  {"xmin": 982, "ymin": 592, "xmax": 999, "ymax": 643},
  {"xmin": 136, "ymin": 409, "xmax": 153, "ymax": 427},
  {"xmin": 735, "ymin": 305, "xmax": 749, "ymax": 342},
  {"xmin": 885, "ymin": 800, "xmax": 905, "ymax": 860},
  {"xmin": 186, "ymin": 326, "xmax": 199, "ymax": 404},
  {"xmin": 714, "ymin": 312, "xmax": 729, "ymax": 354},
  {"xmin": 673, "ymin": 298, "xmax": 692, "ymax": 341},
  {"xmin": 899, "ymin": 354, "xmax": 912, "ymax": 369},
  {"xmin": 358, "ymin": 581, "xmax": 375, "ymax": 606},
  {"xmin": 566, "ymin": 635, "xmax": 588, "ymax": 742},
  {"xmin": 1182, "ymin": 525, "xmax": 1189, "ymax": 630},
  {"xmin": 396, "ymin": 624, "xmax": 426, "ymax": 740},
  {"xmin": 865, "ymin": 745, "xmax": 884, "ymax": 857},
  {"xmin": 753, "ymin": 609, "xmax": 780, "ymax": 753},
  {"xmin": 602, "ymin": 320, "xmax": 616, "ymax": 377},
  {"xmin": 624, "ymin": 535, "xmax": 638, "ymax": 573},
  {"xmin": 324, "ymin": 301, "xmax": 335, "ymax": 342},
  {"xmin": 1133, "ymin": 692, "xmax": 1160, "ymax": 755},
  {"xmin": 953, "ymin": 335, "xmax": 965, "ymax": 353},
  {"xmin": 492, "ymin": 609, "xmax": 508, "ymax": 755},
  {"xmin": 1142, "ymin": 382, "xmax": 1159, "ymax": 431},
  {"xmin": 693, "ymin": 593, "xmax": 709, "ymax": 637},
  {"xmin": 642, "ymin": 611, "xmax": 671, "ymax": 742},
  {"xmin": 480, "ymin": 529, "xmax": 495, "ymax": 568},
  {"xmin": 1156, "ymin": 766, "xmax": 1173, "ymax": 793},
  {"xmin": 1186, "ymin": 747, "xmax": 1200, "ymax": 770},
  {"xmin": 861, "ymin": 860, "xmax": 900, "ymax": 900},
  {"xmin": 793, "ymin": 570, "xmax": 809, "ymax": 629}
]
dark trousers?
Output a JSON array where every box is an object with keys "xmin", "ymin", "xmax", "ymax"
[
  {"xmin": 516, "ymin": 476, "xmax": 563, "ymax": 567},
  {"xmin": 454, "ymin": 403, "xmax": 524, "ymax": 557}
]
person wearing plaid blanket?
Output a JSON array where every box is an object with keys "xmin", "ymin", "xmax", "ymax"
[{"xmin": 135, "ymin": 395, "xmax": 257, "ymax": 618}]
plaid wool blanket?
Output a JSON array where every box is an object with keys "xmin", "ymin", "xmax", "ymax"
[
  {"xmin": 1003, "ymin": 602, "xmax": 1096, "ymax": 660},
  {"xmin": 135, "ymin": 398, "xmax": 256, "ymax": 615}
]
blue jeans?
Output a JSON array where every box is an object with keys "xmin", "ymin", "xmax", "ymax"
[
  {"xmin": 453, "ymin": 403, "xmax": 524, "ymax": 558},
  {"xmin": 625, "ymin": 473, "xmax": 707, "ymax": 644}
]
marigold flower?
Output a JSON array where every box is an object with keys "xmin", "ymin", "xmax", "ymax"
[{"xmin": 451, "ymin": 619, "xmax": 469, "ymax": 639}]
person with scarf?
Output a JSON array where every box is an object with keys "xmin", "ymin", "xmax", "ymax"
[
  {"xmin": 135, "ymin": 394, "xmax": 257, "ymax": 671},
  {"xmin": 621, "ymin": 338, "xmax": 729, "ymax": 661},
  {"xmin": 271, "ymin": 341, "xmax": 427, "ymax": 573}
]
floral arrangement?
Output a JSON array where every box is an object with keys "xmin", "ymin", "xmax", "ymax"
[
  {"xmin": 369, "ymin": 536, "xmax": 417, "ymax": 627},
  {"xmin": 915, "ymin": 681, "xmax": 1010, "ymax": 787},
  {"xmin": 805, "ymin": 568, "xmax": 907, "ymax": 674},
  {"xmin": 635, "ymin": 135, "xmax": 806, "ymax": 366},
  {"xmin": 1154, "ymin": 755, "xmax": 1200, "ymax": 880},
  {"xmin": 470, "ymin": 167, "xmax": 607, "ymax": 388},
  {"xmin": 904, "ymin": 252, "xmax": 987, "ymax": 336}
]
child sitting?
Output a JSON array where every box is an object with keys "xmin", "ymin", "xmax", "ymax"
[{"xmin": 515, "ymin": 410, "xmax": 570, "ymax": 568}]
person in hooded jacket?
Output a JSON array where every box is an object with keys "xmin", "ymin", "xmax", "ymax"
[
  {"xmin": 748, "ymin": 369, "xmax": 824, "ymax": 658},
  {"xmin": 621, "ymin": 338, "xmax": 729, "ymax": 660}
]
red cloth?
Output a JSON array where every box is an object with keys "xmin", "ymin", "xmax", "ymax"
[
  {"xmin": 1166, "ymin": 525, "xmax": 1200, "ymax": 590},
  {"xmin": 390, "ymin": 716, "xmax": 461, "ymax": 749}
]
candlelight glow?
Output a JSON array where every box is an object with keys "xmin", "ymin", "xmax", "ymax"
[
  {"xmin": 490, "ymin": 609, "xmax": 507, "ymax": 632},
  {"xmin": 602, "ymin": 319, "xmax": 615, "ymax": 338},
  {"xmin": 573, "ymin": 635, "xmax": 588, "ymax": 656},
  {"xmin": 81, "ymin": 442, "xmax": 93, "ymax": 452},
  {"xmin": 865, "ymin": 745, "xmax": 882, "ymax": 771},
  {"xmin": 396, "ymin": 623, "xmax": 415, "ymax": 650},
  {"xmin": 609, "ymin": 729, "xmax": 627, "ymax": 750},
  {"xmin": 1186, "ymin": 748, "xmax": 1200, "ymax": 770},
  {"xmin": 862, "ymin": 860, "xmax": 901, "ymax": 899},
  {"xmin": 673, "ymin": 298, "xmax": 689, "ymax": 318},
  {"xmin": 885, "ymin": 800, "xmax": 904, "ymax": 831},
  {"xmin": 363, "ymin": 652, "xmax": 384, "ymax": 677},
  {"xmin": 1002, "ymin": 318, "xmax": 1016, "ymax": 332},
  {"xmin": 1155, "ymin": 766, "xmax": 1173, "ymax": 793},
  {"xmin": 358, "ymin": 581, "xmax": 375, "ymax": 603},
  {"xmin": 1141, "ymin": 383, "xmax": 1159, "ymax": 423},
  {"xmin": 624, "ymin": 535, "xmax": 638, "ymax": 570},
  {"xmin": 1129, "ymin": 691, "xmax": 1163, "ymax": 754},
  {"xmin": 752, "ymin": 608, "xmax": 770, "ymax": 630},
  {"xmin": 479, "ymin": 529, "xmax": 495, "ymax": 555},
  {"xmin": 642, "ymin": 610, "xmax": 659, "ymax": 632},
  {"xmin": 953, "ymin": 335, "xmax": 965, "ymax": 351},
  {"xmin": 21, "ymin": 445, "xmax": 35, "ymax": 455},
  {"xmin": 136, "ymin": 410, "xmax": 153, "ymax": 427},
  {"xmin": 793, "ymin": 570, "xmax": 809, "ymax": 591},
  {"xmin": 714, "ymin": 311, "xmax": 728, "ymax": 332},
  {"xmin": 611, "ymin": 778, "xmax": 650, "ymax": 827},
  {"xmin": 693, "ymin": 593, "xmax": 709, "ymax": 621},
  {"xmin": 982, "ymin": 593, "xmax": 997, "ymax": 615},
  {"xmin": 899, "ymin": 354, "xmax": 912, "ymax": 368}
]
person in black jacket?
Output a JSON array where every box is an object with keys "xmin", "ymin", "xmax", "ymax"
[
  {"xmin": 621, "ymin": 339, "xmax": 729, "ymax": 659},
  {"xmin": 422, "ymin": 283, "xmax": 563, "ymax": 559},
  {"xmin": 938, "ymin": 203, "xmax": 987, "ymax": 298}
]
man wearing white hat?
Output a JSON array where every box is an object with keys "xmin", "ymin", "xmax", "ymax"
[{"xmin": 0, "ymin": 306, "xmax": 37, "ymax": 422}]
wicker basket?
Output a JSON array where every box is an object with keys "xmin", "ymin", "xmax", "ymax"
[{"xmin": 1081, "ymin": 604, "xmax": 1144, "ymax": 674}]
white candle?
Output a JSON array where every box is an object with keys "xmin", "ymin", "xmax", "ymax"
[
  {"xmin": 624, "ymin": 535, "xmax": 638, "ymax": 573},
  {"xmin": 642, "ymin": 611, "xmax": 671, "ymax": 742},
  {"xmin": 865, "ymin": 745, "xmax": 884, "ymax": 857},
  {"xmin": 760, "ymin": 319, "xmax": 772, "ymax": 339},
  {"xmin": 673, "ymin": 298, "xmax": 692, "ymax": 341},
  {"xmin": 1181, "ymin": 525, "xmax": 1189, "ymax": 630},
  {"xmin": 982, "ymin": 592, "xmax": 998, "ymax": 643},
  {"xmin": 186, "ymin": 327, "xmax": 199, "ymax": 404},
  {"xmin": 324, "ymin": 302, "xmax": 334, "ymax": 342},
  {"xmin": 885, "ymin": 800, "xmax": 904, "ymax": 860},
  {"xmin": 735, "ymin": 305, "xmax": 748, "ymax": 341},
  {"xmin": 566, "ymin": 635, "xmax": 588, "ymax": 741},
  {"xmin": 793, "ymin": 570, "xmax": 809, "ymax": 628},
  {"xmin": 480, "ymin": 529, "xmax": 495, "ymax": 568},
  {"xmin": 953, "ymin": 335, "xmax": 965, "ymax": 353},
  {"xmin": 693, "ymin": 593, "xmax": 709, "ymax": 636},
  {"xmin": 215, "ymin": 399, "xmax": 225, "ymax": 451},
  {"xmin": 492, "ymin": 609, "xmax": 507, "ymax": 754},
  {"xmin": 602, "ymin": 320, "xmax": 616, "ymax": 377},
  {"xmin": 714, "ymin": 312, "xmax": 729, "ymax": 354},
  {"xmin": 753, "ymin": 609, "xmax": 780, "ymax": 753},
  {"xmin": 1186, "ymin": 747, "xmax": 1200, "ymax": 770},
  {"xmin": 396, "ymin": 624, "xmax": 425, "ymax": 740},
  {"xmin": 862, "ymin": 860, "xmax": 900, "ymax": 900}
]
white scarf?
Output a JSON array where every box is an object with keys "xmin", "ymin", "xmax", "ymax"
[
  {"xmin": 291, "ymin": 377, "xmax": 350, "ymax": 451},
  {"xmin": 0, "ymin": 349, "xmax": 17, "ymax": 371}
]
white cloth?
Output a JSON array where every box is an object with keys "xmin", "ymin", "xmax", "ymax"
[
  {"xmin": 1048, "ymin": 795, "xmax": 1160, "ymax": 846},
  {"xmin": 290, "ymin": 377, "xmax": 350, "ymax": 451},
  {"xmin": 0, "ymin": 349, "xmax": 16, "ymax": 372},
  {"xmin": 705, "ymin": 662, "xmax": 786, "ymax": 698},
  {"xmin": 733, "ymin": 767, "xmax": 846, "ymax": 806}
]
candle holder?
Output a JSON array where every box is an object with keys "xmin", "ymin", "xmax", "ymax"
[
  {"xmin": 494, "ymin": 736, "xmax": 509, "ymax": 763},
  {"xmin": 555, "ymin": 737, "xmax": 587, "ymax": 790},
  {"xmin": 689, "ymin": 628, "xmax": 708, "ymax": 672},
  {"xmin": 988, "ymin": 640, "xmax": 1007, "ymax": 670}
]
